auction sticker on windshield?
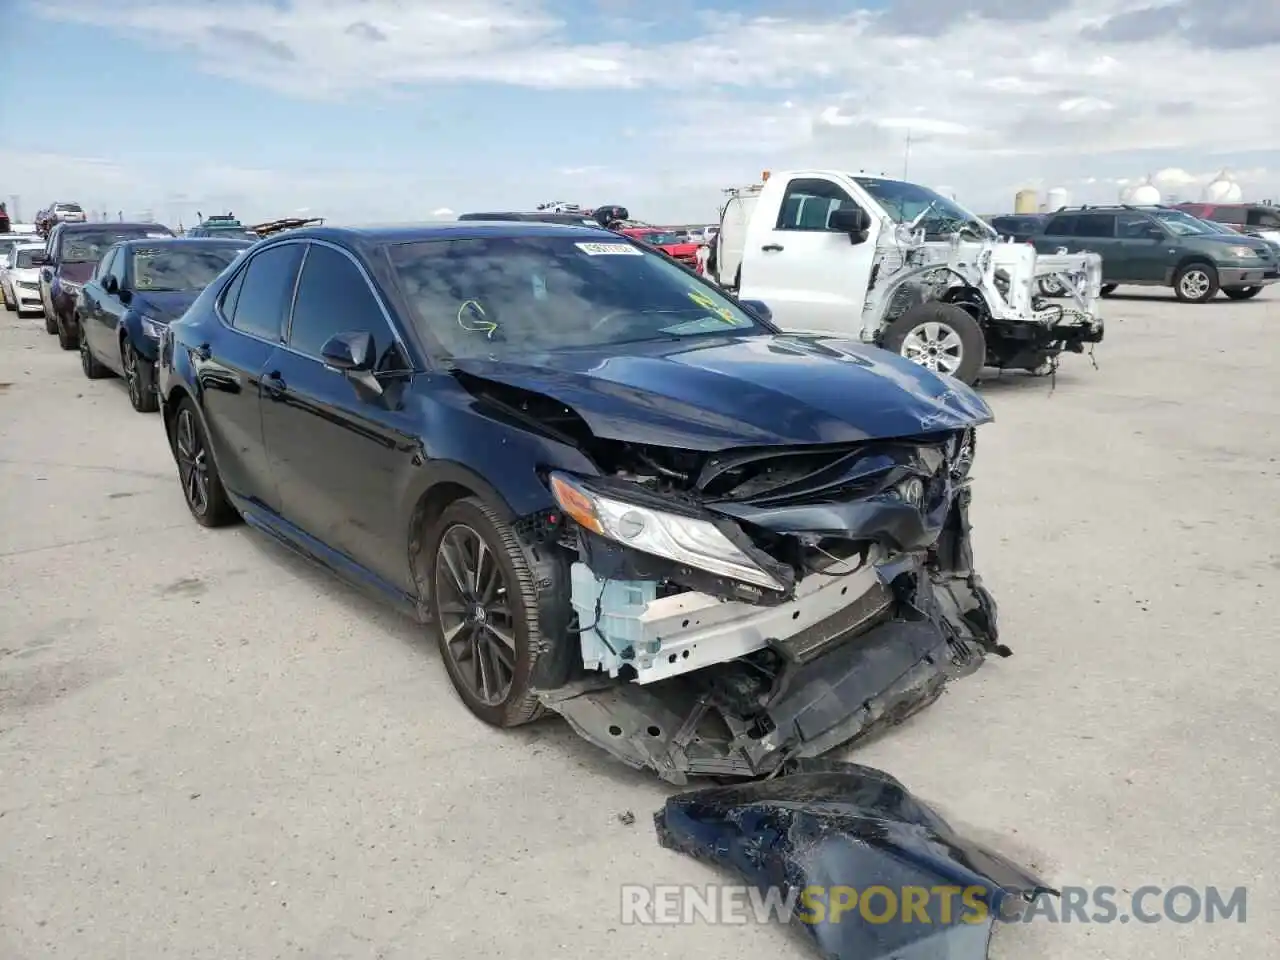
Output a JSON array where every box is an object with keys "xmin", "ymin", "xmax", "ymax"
[{"xmin": 575, "ymin": 242, "xmax": 642, "ymax": 256}]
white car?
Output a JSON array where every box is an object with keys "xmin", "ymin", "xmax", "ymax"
[
  {"xmin": 52, "ymin": 202, "xmax": 87, "ymax": 224},
  {"xmin": 1, "ymin": 242, "xmax": 45, "ymax": 316}
]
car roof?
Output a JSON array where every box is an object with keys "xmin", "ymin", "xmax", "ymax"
[
  {"xmin": 263, "ymin": 221, "xmax": 618, "ymax": 245},
  {"xmin": 57, "ymin": 221, "xmax": 172, "ymax": 232},
  {"xmin": 116, "ymin": 236, "xmax": 252, "ymax": 248}
]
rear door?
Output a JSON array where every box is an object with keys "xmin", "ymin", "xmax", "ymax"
[
  {"xmin": 1070, "ymin": 213, "xmax": 1119, "ymax": 280},
  {"xmin": 1113, "ymin": 213, "xmax": 1170, "ymax": 282},
  {"xmin": 739, "ymin": 176, "xmax": 877, "ymax": 334},
  {"xmin": 259, "ymin": 241, "xmax": 419, "ymax": 591},
  {"xmin": 200, "ymin": 240, "xmax": 305, "ymax": 512},
  {"xmin": 81, "ymin": 248, "xmax": 117, "ymax": 364}
]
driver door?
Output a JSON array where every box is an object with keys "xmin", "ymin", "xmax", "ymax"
[
  {"xmin": 259, "ymin": 241, "xmax": 420, "ymax": 592},
  {"xmin": 739, "ymin": 176, "xmax": 877, "ymax": 335}
]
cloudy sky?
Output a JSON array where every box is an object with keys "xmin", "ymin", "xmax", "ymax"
[{"xmin": 3, "ymin": 0, "xmax": 1278, "ymax": 225}]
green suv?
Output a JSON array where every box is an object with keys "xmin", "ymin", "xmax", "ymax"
[{"xmin": 1033, "ymin": 205, "xmax": 1279, "ymax": 302}]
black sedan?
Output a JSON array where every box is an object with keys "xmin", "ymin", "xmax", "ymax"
[
  {"xmin": 77, "ymin": 238, "xmax": 252, "ymax": 411},
  {"xmin": 156, "ymin": 221, "xmax": 1003, "ymax": 782}
]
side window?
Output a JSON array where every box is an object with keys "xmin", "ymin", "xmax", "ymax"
[
  {"xmin": 1247, "ymin": 208, "xmax": 1280, "ymax": 228},
  {"xmin": 219, "ymin": 264, "xmax": 247, "ymax": 319},
  {"xmin": 227, "ymin": 242, "xmax": 304, "ymax": 341},
  {"xmin": 775, "ymin": 178, "xmax": 857, "ymax": 231},
  {"xmin": 1044, "ymin": 214, "xmax": 1076, "ymax": 236},
  {"xmin": 1073, "ymin": 214, "xmax": 1116, "ymax": 238},
  {"xmin": 1116, "ymin": 213, "xmax": 1156, "ymax": 239},
  {"xmin": 109, "ymin": 249, "xmax": 129, "ymax": 287},
  {"xmin": 94, "ymin": 249, "xmax": 116, "ymax": 282},
  {"xmin": 287, "ymin": 243, "xmax": 394, "ymax": 359}
]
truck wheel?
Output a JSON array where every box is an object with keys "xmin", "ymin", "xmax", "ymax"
[
  {"xmin": 1173, "ymin": 262, "xmax": 1219, "ymax": 303},
  {"xmin": 1221, "ymin": 285, "xmax": 1262, "ymax": 300},
  {"xmin": 881, "ymin": 303, "xmax": 985, "ymax": 385},
  {"xmin": 1100, "ymin": 284, "xmax": 1117, "ymax": 297}
]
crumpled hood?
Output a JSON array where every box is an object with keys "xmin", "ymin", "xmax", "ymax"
[
  {"xmin": 56, "ymin": 262, "xmax": 95, "ymax": 284},
  {"xmin": 450, "ymin": 334, "xmax": 992, "ymax": 451},
  {"xmin": 132, "ymin": 290, "xmax": 199, "ymax": 323}
]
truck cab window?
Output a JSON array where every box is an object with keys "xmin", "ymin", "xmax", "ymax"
[{"xmin": 775, "ymin": 179, "xmax": 855, "ymax": 231}]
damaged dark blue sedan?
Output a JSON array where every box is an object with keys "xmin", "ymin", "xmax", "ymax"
[{"xmin": 155, "ymin": 221, "xmax": 1006, "ymax": 783}]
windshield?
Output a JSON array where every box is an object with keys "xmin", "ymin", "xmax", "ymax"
[
  {"xmin": 55, "ymin": 203, "xmax": 83, "ymax": 213},
  {"xmin": 131, "ymin": 246, "xmax": 244, "ymax": 291},
  {"xmin": 204, "ymin": 226, "xmax": 259, "ymax": 240},
  {"xmin": 13, "ymin": 249, "xmax": 40, "ymax": 268},
  {"xmin": 853, "ymin": 177, "xmax": 995, "ymax": 238},
  {"xmin": 1148, "ymin": 209, "xmax": 1217, "ymax": 237},
  {"xmin": 634, "ymin": 231, "xmax": 683, "ymax": 245},
  {"xmin": 387, "ymin": 235, "xmax": 765, "ymax": 358},
  {"xmin": 63, "ymin": 228, "xmax": 174, "ymax": 262}
]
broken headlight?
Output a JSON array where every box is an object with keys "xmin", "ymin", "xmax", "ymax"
[{"xmin": 549, "ymin": 472, "xmax": 786, "ymax": 592}]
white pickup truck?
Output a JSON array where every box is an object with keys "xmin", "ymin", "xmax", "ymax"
[{"xmin": 711, "ymin": 171, "xmax": 1105, "ymax": 384}]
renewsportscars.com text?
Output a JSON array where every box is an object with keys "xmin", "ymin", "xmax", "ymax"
[{"xmin": 620, "ymin": 884, "xmax": 1247, "ymax": 926}]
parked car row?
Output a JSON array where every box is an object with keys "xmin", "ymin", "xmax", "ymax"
[
  {"xmin": 14, "ymin": 213, "xmax": 1009, "ymax": 783},
  {"xmin": 990, "ymin": 203, "xmax": 1280, "ymax": 302}
]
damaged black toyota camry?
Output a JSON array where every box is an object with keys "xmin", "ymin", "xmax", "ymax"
[{"xmin": 156, "ymin": 221, "xmax": 1007, "ymax": 783}]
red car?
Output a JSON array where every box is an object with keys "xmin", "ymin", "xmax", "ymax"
[{"xmin": 617, "ymin": 227, "xmax": 700, "ymax": 268}]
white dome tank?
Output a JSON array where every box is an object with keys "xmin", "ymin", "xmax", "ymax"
[
  {"xmin": 1204, "ymin": 170, "xmax": 1243, "ymax": 202},
  {"xmin": 1046, "ymin": 187, "xmax": 1069, "ymax": 210},
  {"xmin": 1129, "ymin": 182, "xmax": 1161, "ymax": 205}
]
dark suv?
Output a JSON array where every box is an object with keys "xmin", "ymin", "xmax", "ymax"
[{"xmin": 1033, "ymin": 205, "xmax": 1279, "ymax": 302}]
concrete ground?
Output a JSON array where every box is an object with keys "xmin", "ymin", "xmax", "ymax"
[{"xmin": 1, "ymin": 289, "xmax": 1276, "ymax": 960}]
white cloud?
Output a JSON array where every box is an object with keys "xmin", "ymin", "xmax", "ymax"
[{"xmin": 21, "ymin": 0, "xmax": 1280, "ymax": 218}]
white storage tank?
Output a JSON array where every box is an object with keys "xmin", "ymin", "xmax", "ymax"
[
  {"xmin": 1204, "ymin": 170, "xmax": 1243, "ymax": 202},
  {"xmin": 1046, "ymin": 187, "xmax": 1069, "ymax": 211}
]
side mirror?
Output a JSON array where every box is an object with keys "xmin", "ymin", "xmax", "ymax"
[
  {"xmin": 1142, "ymin": 227, "xmax": 1163, "ymax": 241},
  {"xmin": 828, "ymin": 206, "xmax": 872, "ymax": 244},
  {"xmin": 739, "ymin": 299, "xmax": 772, "ymax": 323},
  {"xmin": 32, "ymin": 253, "xmax": 48, "ymax": 266},
  {"xmin": 321, "ymin": 330, "xmax": 375, "ymax": 372},
  {"xmin": 102, "ymin": 275, "xmax": 119, "ymax": 294},
  {"xmin": 119, "ymin": 287, "xmax": 132, "ymax": 305}
]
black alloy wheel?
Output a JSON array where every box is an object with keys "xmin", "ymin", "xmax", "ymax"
[
  {"xmin": 433, "ymin": 523, "xmax": 518, "ymax": 708},
  {"xmin": 79, "ymin": 326, "xmax": 109, "ymax": 379},
  {"xmin": 172, "ymin": 399, "xmax": 237, "ymax": 527},
  {"xmin": 123, "ymin": 340, "xmax": 158, "ymax": 412}
]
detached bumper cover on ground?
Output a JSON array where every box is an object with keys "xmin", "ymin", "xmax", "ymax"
[{"xmin": 655, "ymin": 759, "xmax": 1057, "ymax": 960}]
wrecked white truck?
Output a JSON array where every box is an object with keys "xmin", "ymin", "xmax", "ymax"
[{"xmin": 711, "ymin": 171, "xmax": 1106, "ymax": 384}]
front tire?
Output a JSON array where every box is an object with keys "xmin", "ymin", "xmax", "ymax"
[
  {"xmin": 425, "ymin": 497, "xmax": 545, "ymax": 728},
  {"xmin": 55, "ymin": 310, "xmax": 76, "ymax": 350},
  {"xmin": 79, "ymin": 326, "xmax": 110, "ymax": 379},
  {"xmin": 881, "ymin": 302, "xmax": 986, "ymax": 385},
  {"xmin": 2, "ymin": 285, "xmax": 14, "ymax": 312},
  {"xmin": 1173, "ymin": 262, "xmax": 1219, "ymax": 303},
  {"xmin": 171, "ymin": 397, "xmax": 238, "ymax": 527},
  {"xmin": 1222, "ymin": 285, "xmax": 1262, "ymax": 300},
  {"xmin": 43, "ymin": 304, "xmax": 57, "ymax": 334},
  {"xmin": 122, "ymin": 339, "xmax": 159, "ymax": 412},
  {"xmin": 1100, "ymin": 283, "xmax": 1117, "ymax": 297}
]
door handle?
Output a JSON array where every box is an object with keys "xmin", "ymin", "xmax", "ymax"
[
  {"xmin": 262, "ymin": 370, "xmax": 286, "ymax": 399},
  {"xmin": 761, "ymin": 243, "xmax": 784, "ymax": 252}
]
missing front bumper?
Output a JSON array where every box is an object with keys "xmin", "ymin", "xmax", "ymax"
[{"xmin": 539, "ymin": 559, "xmax": 1005, "ymax": 784}]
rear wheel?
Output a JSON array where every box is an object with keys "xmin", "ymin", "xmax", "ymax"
[
  {"xmin": 881, "ymin": 302, "xmax": 986, "ymax": 385},
  {"xmin": 2, "ymin": 285, "xmax": 13, "ymax": 311},
  {"xmin": 426, "ymin": 497, "xmax": 545, "ymax": 728},
  {"xmin": 123, "ymin": 339, "xmax": 159, "ymax": 412},
  {"xmin": 1222, "ymin": 285, "xmax": 1262, "ymax": 300},
  {"xmin": 1173, "ymin": 262, "xmax": 1219, "ymax": 303},
  {"xmin": 171, "ymin": 398, "xmax": 238, "ymax": 527},
  {"xmin": 1100, "ymin": 283, "xmax": 1117, "ymax": 297}
]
